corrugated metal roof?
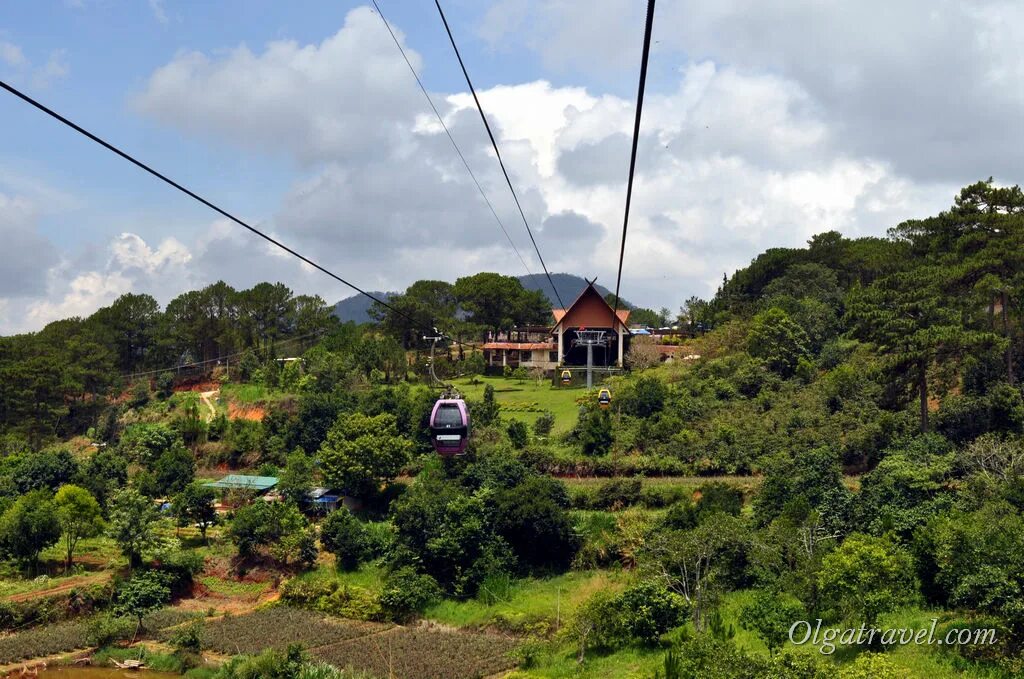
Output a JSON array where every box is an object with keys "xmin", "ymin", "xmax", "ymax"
[{"xmin": 205, "ymin": 475, "xmax": 279, "ymax": 491}]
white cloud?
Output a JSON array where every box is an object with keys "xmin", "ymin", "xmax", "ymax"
[
  {"xmin": 134, "ymin": 7, "xmax": 426, "ymax": 164},
  {"xmin": 11, "ymin": 4, "xmax": 995, "ymax": 333},
  {"xmin": 127, "ymin": 7, "xmax": 963, "ymax": 312},
  {"xmin": 26, "ymin": 271, "xmax": 132, "ymax": 327},
  {"xmin": 110, "ymin": 232, "xmax": 191, "ymax": 273},
  {"xmin": 0, "ymin": 191, "xmax": 60, "ymax": 299},
  {"xmin": 148, "ymin": 0, "xmax": 168, "ymax": 24},
  {"xmin": 479, "ymin": 0, "xmax": 1024, "ymax": 184},
  {"xmin": 0, "ymin": 40, "xmax": 69, "ymax": 89},
  {"xmin": 0, "ymin": 41, "xmax": 26, "ymax": 67},
  {"xmin": 32, "ymin": 49, "xmax": 69, "ymax": 88}
]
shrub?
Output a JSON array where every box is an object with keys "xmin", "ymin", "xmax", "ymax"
[
  {"xmin": 319, "ymin": 508, "xmax": 369, "ymax": 571},
  {"xmin": 230, "ymin": 501, "xmax": 308, "ymax": 560},
  {"xmin": 579, "ymin": 409, "xmax": 613, "ymax": 456},
  {"xmin": 363, "ymin": 521, "xmax": 396, "ymax": 560},
  {"xmin": 130, "ymin": 382, "xmax": 151, "ymax": 409},
  {"xmin": 571, "ymin": 580, "xmax": 687, "ymax": 653},
  {"xmin": 611, "ymin": 581, "xmax": 688, "ymax": 645},
  {"xmin": 661, "ymin": 500, "xmax": 699, "ymax": 530},
  {"xmin": 281, "ymin": 576, "xmax": 338, "ymax": 608},
  {"xmin": 819, "ymin": 533, "xmax": 917, "ymax": 628},
  {"xmin": 492, "ymin": 476, "xmax": 579, "ymax": 572},
  {"xmin": 278, "ymin": 527, "xmax": 320, "ymax": 570},
  {"xmin": 533, "ymin": 412, "xmax": 556, "ymax": 437},
  {"xmin": 214, "ymin": 644, "xmax": 306, "ymax": 679},
  {"xmin": 156, "ymin": 372, "xmax": 175, "ymax": 400},
  {"xmin": 639, "ymin": 484, "xmax": 689, "ymax": 508},
  {"xmin": 317, "ymin": 584, "xmax": 382, "ymax": 621},
  {"xmin": 87, "ymin": 613, "xmax": 135, "ymax": 647},
  {"xmin": 390, "ymin": 474, "xmax": 515, "ymax": 597},
  {"xmin": 594, "ymin": 478, "xmax": 642, "ymax": 509},
  {"xmin": 170, "ymin": 620, "xmax": 204, "ymax": 654},
  {"xmin": 115, "ymin": 571, "xmax": 173, "ymax": 624},
  {"xmin": 696, "ymin": 482, "xmax": 743, "ymax": 517},
  {"xmin": 379, "ymin": 567, "xmax": 442, "ymax": 621},
  {"xmin": 507, "ymin": 420, "xmax": 529, "ymax": 449},
  {"xmin": 739, "ymin": 590, "xmax": 804, "ymax": 656}
]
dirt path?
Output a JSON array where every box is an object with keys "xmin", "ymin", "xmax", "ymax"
[
  {"xmin": 3, "ymin": 573, "xmax": 111, "ymax": 603},
  {"xmin": 199, "ymin": 390, "xmax": 219, "ymax": 422}
]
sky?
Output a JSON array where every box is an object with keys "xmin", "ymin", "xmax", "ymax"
[{"xmin": 2, "ymin": 0, "xmax": 1024, "ymax": 333}]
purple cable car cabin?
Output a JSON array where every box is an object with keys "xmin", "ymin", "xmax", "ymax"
[{"xmin": 429, "ymin": 398, "xmax": 470, "ymax": 455}]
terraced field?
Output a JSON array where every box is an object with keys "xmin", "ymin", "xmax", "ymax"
[
  {"xmin": 311, "ymin": 626, "xmax": 520, "ymax": 679},
  {"xmin": 199, "ymin": 606, "xmax": 519, "ymax": 679}
]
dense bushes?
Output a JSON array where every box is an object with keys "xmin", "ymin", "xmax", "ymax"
[
  {"xmin": 319, "ymin": 507, "xmax": 369, "ymax": 571},
  {"xmin": 491, "ymin": 475, "xmax": 579, "ymax": 572},
  {"xmin": 229, "ymin": 501, "xmax": 317, "ymax": 567},
  {"xmin": 390, "ymin": 455, "xmax": 578, "ymax": 596},
  {"xmin": 570, "ymin": 580, "xmax": 687, "ymax": 652}
]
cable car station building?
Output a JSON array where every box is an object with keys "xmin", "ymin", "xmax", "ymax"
[{"xmin": 482, "ymin": 281, "xmax": 631, "ymax": 374}]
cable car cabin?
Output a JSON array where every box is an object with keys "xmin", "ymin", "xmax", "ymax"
[
  {"xmin": 560, "ymin": 370, "xmax": 572, "ymax": 385},
  {"xmin": 598, "ymin": 388, "xmax": 612, "ymax": 408},
  {"xmin": 429, "ymin": 399, "xmax": 470, "ymax": 456}
]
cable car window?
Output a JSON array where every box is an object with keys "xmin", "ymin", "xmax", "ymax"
[{"xmin": 434, "ymin": 403, "xmax": 464, "ymax": 428}]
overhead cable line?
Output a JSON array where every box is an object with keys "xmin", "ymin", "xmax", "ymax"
[
  {"xmin": 433, "ymin": 0, "xmax": 567, "ymax": 310},
  {"xmin": 120, "ymin": 329, "xmax": 326, "ymax": 380},
  {"xmin": 0, "ymin": 79, "xmax": 478, "ymax": 350},
  {"xmin": 612, "ymin": 0, "xmax": 657, "ymax": 322},
  {"xmin": 370, "ymin": 0, "xmax": 536, "ymax": 283}
]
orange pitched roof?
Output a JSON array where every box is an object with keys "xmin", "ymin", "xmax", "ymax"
[{"xmin": 550, "ymin": 281, "xmax": 631, "ymax": 332}]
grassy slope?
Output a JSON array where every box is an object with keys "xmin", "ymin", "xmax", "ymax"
[{"xmin": 451, "ymin": 375, "xmax": 588, "ymax": 435}]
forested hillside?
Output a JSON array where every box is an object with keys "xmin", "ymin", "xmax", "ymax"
[{"xmin": 0, "ymin": 180, "xmax": 1023, "ymax": 678}]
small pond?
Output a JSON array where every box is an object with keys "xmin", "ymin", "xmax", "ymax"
[{"xmin": 33, "ymin": 668, "xmax": 180, "ymax": 678}]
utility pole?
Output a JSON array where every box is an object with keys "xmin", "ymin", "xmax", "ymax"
[
  {"xmin": 574, "ymin": 330, "xmax": 608, "ymax": 389},
  {"xmin": 423, "ymin": 328, "xmax": 445, "ymax": 387}
]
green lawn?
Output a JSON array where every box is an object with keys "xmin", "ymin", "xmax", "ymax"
[
  {"xmin": 425, "ymin": 569, "xmax": 631, "ymax": 632},
  {"xmin": 220, "ymin": 382, "xmax": 293, "ymax": 405},
  {"xmin": 451, "ymin": 375, "xmax": 589, "ymax": 435},
  {"xmin": 561, "ymin": 475, "xmax": 761, "ymax": 491}
]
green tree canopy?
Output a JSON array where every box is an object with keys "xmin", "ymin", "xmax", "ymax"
[
  {"xmin": 0, "ymin": 490, "xmax": 60, "ymax": 571},
  {"xmin": 172, "ymin": 482, "xmax": 218, "ymax": 542},
  {"xmin": 319, "ymin": 412, "xmax": 412, "ymax": 497},
  {"xmin": 819, "ymin": 533, "xmax": 917, "ymax": 629},
  {"xmin": 107, "ymin": 487, "xmax": 162, "ymax": 568},
  {"xmin": 54, "ymin": 484, "xmax": 104, "ymax": 571},
  {"xmin": 746, "ymin": 307, "xmax": 811, "ymax": 377}
]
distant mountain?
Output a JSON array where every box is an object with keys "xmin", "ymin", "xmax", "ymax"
[
  {"xmin": 332, "ymin": 291, "xmax": 392, "ymax": 323},
  {"xmin": 330, "ymin": 274, "xmax": 629, "ymax": 324},
  {"xmin": 517, "ymin": 273, "xmax": 625, "ymax": 309}
]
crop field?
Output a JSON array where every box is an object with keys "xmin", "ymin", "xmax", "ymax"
[
  {"xmin": 196, "ymin": 606, "xmax": 391, "ymax": 655},
  {"xmin": 141, "ymin": 607, "xmax": 206, "ymax": 632},
  {"xmin": 195, "ymin": 605, "xmax": 519, "ymax": 679},
  {"xmin": 0, "ymin": 618, "xmax": 91, "ymax": 664},
  {"xmin": 311, "ymin": 626, "xmax": 520, "ymax": 679}
]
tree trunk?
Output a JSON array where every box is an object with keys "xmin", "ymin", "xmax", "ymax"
[
  {"xmin": 918, "ymin": 360, "xmax": 929, "ymax": 433},
  {"xmin": 1003, "ymin": 291, "xmax": 1015, "ymax": 385}
]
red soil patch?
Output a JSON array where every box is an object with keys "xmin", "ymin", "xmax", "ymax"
[
  {"xmin": 174, "ymin": 379, "xmax": 219, "ymax": 393},
  {"xmin": 3, "ymin": 572, "xmax": 111, "ymax": 603},
  {"xmin": 228, "ymin": 403, "xmax": 266, "ymax": 421}
]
